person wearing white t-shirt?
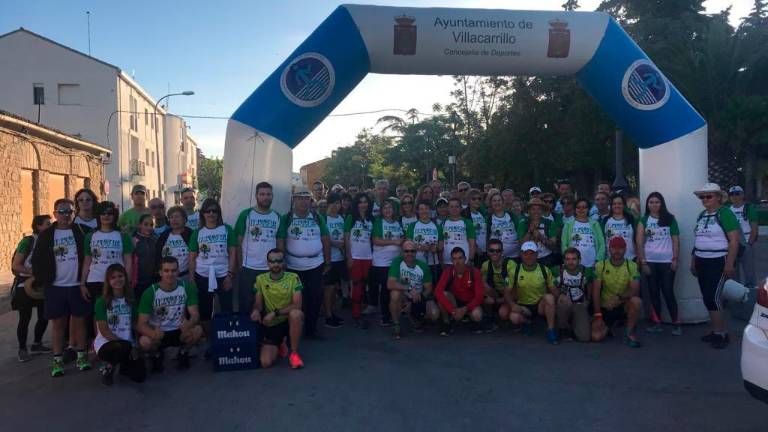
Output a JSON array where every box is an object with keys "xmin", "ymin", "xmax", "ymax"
[
  {"xmin": 95, "ymin": 264, "xmax": 146, "ymax": 385},
  {"xmin": 727, "ymin": 185, "xmax": 759, "ymax": 288},
  {"xmin": 344, "ymin": 193, "xmax": 374, "ymax": 328},
  {"xmin": 464, "ymin": 189, "xmax": 488, "ymax": 267},
  {"xmin": 321, "ymin": 192, "xmax": 346, "ymax": 328},
  {"xmin": 234, "ymin": 182, "xmax": 280, "ymax": 315},
  {"xmin": 399, "ymin": 193, "xmax": 418, "ymax": 227},
  {"xmin": 181, "ymin": 187, "xmax": 200, "ymax": 231},
  {"xmin": 277, "ymin": 188, "xmax": 331, "ymax": 339},
  {"xmin": 406, "ymin": 201, "xmax": 442, "ymax": 283},
  {"xmin": 561, "ymin": 198, "xmax": 606, "ymax": 269},
  {"xmin": 156, "ymin": 206, "xmax": 193, "ymax": 280},
  {"xmin": 32, "ymin": 198, "xmax": 91, "ymax": 377},
  {"xmin": 487, "ymin": 192, "xmax": 520, "ymax": 260},
  {"xmin": 188, "ymin": 198, "xmax": 237, "ymax": 346},
  {"xmin": 438, "ymin": 198, "xmax": 477, "ymax": 265},
  {"xmin": 636, "ymin": 192, "xmax": 681, "ymax": 335},
  {"xmin": 590, "ymin": 191, "xmax": 610, "ymax": 222},
  {"xmin": 371, "ymin": 200, "xmax": 405, "ymax": 326},
  {"xmin": 601, "ymin": 194, "xmax": 638, "ymax": 260}
]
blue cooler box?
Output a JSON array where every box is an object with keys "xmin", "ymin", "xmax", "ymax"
[{"xmin": 211, "ymin": 313, "xmax": 260, "ymax": 372}]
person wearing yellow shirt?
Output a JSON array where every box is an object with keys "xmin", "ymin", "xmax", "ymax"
[{"xmin": 591, "ymin": 236, "xmax": 643, "ymax": 347}]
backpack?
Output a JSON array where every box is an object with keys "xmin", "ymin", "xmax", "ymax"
[
  {"xmin": 11, "ymin": 235, "xmax": 35, "ymax": 277},
  {"xmin": 558, "ymin": 265, "xmax": 586, "ymax": 302},
  {"xmin": 445, "ymin": 265, "xmax": 475, "ymax": 289},
  {"xmin": 512, "ymin": 262, "xmax": 549, "ymax": 289},
  {"xmin": 485, "ymin": 257, "xmax": 511, "ymax": 289},
  {"xmin": 694, "ymin": 209, "xmax": 745, "ymax": 257}
]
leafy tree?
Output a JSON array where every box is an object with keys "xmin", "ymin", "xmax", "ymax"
[{"xmin": 198, "ymin": 153, "xmax": 223, "ymax": 200}]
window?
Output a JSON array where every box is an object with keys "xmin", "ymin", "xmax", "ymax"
[
  {"xmin": 131, "ymin": 136, "xmax": 139, "ymax": 159},
  {"xmin": 33, "ymin": 84, "xmax": 44, "ymax": 105},
  {"xmin": 144, "ymin": 108, "xmax": 149, "ymax": 125},
  {"xmin": 129, "ymin": 96, "xmax": 138, "ymax": 131},
  {"xmin": 145, "ymin": 148, "xmax": 150, "ymax": 163},
  {"xmin": 151, "ymin": 151, "xmax": 155, "ymax": 167},
  {"xmin": 151, "ymin": 113, "xmax": 155, "ymax": 130},
  {"xmin": 57, "ymin": 84, "xmax": 81, "ymax": 105}
]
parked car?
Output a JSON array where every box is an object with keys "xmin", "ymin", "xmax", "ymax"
[{"xmin": 741, "ymin": 278, "xmax": 768, "ymax": 403}]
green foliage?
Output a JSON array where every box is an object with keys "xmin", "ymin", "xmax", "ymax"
[{"xmin": 198, "ymin": 154, "xmax": 223, "ymax": 200}]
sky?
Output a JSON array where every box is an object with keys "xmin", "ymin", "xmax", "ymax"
[{"xmin": 0, "ymin": 0, "xmax": 755, "ymax": 171}]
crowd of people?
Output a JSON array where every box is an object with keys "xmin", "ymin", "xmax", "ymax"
[{"xmin": 8, "ymin": 176, "xmax": 759, "ymax": 385}]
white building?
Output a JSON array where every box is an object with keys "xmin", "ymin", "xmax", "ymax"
[{"xmin": 0, "ymin": 28, "xmax": 198, "ymax": 210}]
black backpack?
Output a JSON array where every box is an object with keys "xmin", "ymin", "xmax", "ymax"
[{"xmin": 512, "ymin": 262, "xmax": 549, "ymax": 289}]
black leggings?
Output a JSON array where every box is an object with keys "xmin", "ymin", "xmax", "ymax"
[
  {"xmin": 644, "ymin": 262, "xmax": 678, "ymax": 323},
  {"xmin": 369, "ymin": 266, "xmax": 391, "ymax": 321},
  {"xmin": 98, "ymin": 340, "xmax": 146, "ymax": 383},
  {"xmin": 17, "ymin": 301, "xmax": 47, "ymax": 349},
  {"xmin": 695, "ymin": 256, "xmax": 726, "ymax": 312}
]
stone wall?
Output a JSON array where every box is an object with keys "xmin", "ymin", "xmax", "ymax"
[{"xmin": 0, "ymin": 126, "xmax": 105, "ymax": 289}]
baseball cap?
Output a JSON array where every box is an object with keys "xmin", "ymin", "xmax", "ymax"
[
  {"xmin": 728, "ymin": 185, "xmax": 744, "ymax": 194},
  {"xmin": 131, "ymin": 184, "xmax": 147, "ymax": 194},
  {"xmin": 521, "ymin": 241, "xmax": 538, "ymax": 253},
  {"xmin": 529, "ymin": 186, "xmax": 542, "ymax": 195},
  {"xmin": 608, "ymin": 236, "xmax": 627, "ymax": 249},
  {"xmin": 293, "ymin": 186, "xmax": 312, "ymax": 197}
]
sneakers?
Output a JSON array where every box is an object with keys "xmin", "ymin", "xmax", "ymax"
[
  {"xmin": 671, "ymin": 325, "xmax": 683, "ymax": 336},
  {"xmin": 623, "ymin": 331, "xmax": 642, "ymax": 348},
  {"xmin": 710, "ymin": 333, "xmax": 730, "ymax": 349},
  {"xmin": 362, "ymin": 305, "xmax": 377, "ymax": 315},
  {"xmin": 101, "ymin": 364, "xmax": 114, "ymax": 386},
  {"xmin": 18, "ymin": 349, "xmax": 31, "ymax": 363},
  {"xmin": 51, "ymin": 357, "xmax": 64, "ymax": 377},
  {"xmin": 30, "ymin": 342, "xmax": 52, "ymax": 354},
  {"xmin": 278, "ymin": 342, "xmax": 289, "ymax": 359},
  {"xmin": 645, "ymin": 323, "xmax": 663, "ymax": 334},
  {"xmin": 439, "ymin": 321, "xmax": 452, "ymax": 337},
  {"xmin": 289, "ymin": 351, "xmax": 304, "ymax": 369},
  {"xmin": 76, "ymin": 355, "xmax": 92, "ymax": 371},
  {"xmin": 151, "ymin": 352, "xmax": 164, "ymax": 373},
  {"xmin": 392, "ymin": 324, "xmax": 401, "ymax": 340},
  {"xmin": 177, "ymin": 351, "xmax": 191, "ymax": 370},
  {"xmin": 546, "ymin": 328, "xmax": 559, "ymax": 345},
  {"xmin": 324, "ymin": 316, "xmax": 343, "ymax": 328}
]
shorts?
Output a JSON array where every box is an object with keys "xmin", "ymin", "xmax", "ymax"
[
  {"xmin": 85, "ymin": 281, "xmax": 103, "ymax": 302},
  {"xmin": 601, "ymin": 306, "xmax": 627, "ymax": 326},
  {"xmin": 518, "ymin": 303, "xmax": 540, "ymax": 320},
  {"xmin": 262, "ymin": 321, "xmax": 289, "ymax": 346},
  {"xmin": 160, "ymin": 329, "xmax": 182, "ymax": 349},
  {"xmin": 44, "ymin": 285, "xmax": 91, "ymax": 319},
  {"xmin": 323, "ymin": 260, "xmax": 347, "ymax": 285}
]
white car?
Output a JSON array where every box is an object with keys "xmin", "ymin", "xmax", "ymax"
[{"xmin": 741, "ymin": 279, "xmax": 768, "ymax": 403}]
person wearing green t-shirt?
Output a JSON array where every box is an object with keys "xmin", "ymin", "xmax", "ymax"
[
  {"xmin": 251, "ymin": 249, "xmax": 305, "ymax": 369},
  {"xmin": 387, "ymin": 241, "xmax": 436, "ymax": 339},
  {"xmin": 137, "ymin": 256, "xmax": 202, "ymax": 372},
  {"xmin": 118, "ymin": 184, "xmax": 150, "ymax": 235},
  {"xmin": 691, "ymin": 183, "xmax": 740, "ymax": 349},
  {"xmin": 94, "ymin": 264, "xmax": 145, "ymax": 385},
  {"xmin": 592, "ymin": 237, "xmax": 643, "ymax": 348},
  {"xmin": 554, "ymin": 248, "xmax": 594, "ymax": 343},
  {"xmin": 371, "ymin": 200, "xmax": 405, "ymax": 327},
  {"xmin": 727, "ymin": 185, "xmax": 759, "ymax": 288},
  {"xmin": 480, "ymin": 239, "xmax": 516, "ymax": 330},
  {"xmin": 506, "ymin": 242, "xmax": 559, "ymax": 345},
  {"xmin": 438, "ymin": 198, "xmax": 476, "ymax": 265}
]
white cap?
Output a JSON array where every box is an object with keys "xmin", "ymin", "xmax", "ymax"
[
  {"xmin": 293, "ymin": 186, "xmax": 312, "ymax": 197},
  {"xmin": 529, "ymin": 186, "xmax": 542, "ymax": 194},
  {"xmin": 521, "ymin": 241, "xmax": 538, "ymax": 253},
  {"xmin": 728, "ymin": 185, "xmax": 744, "ymax": 194},
  {"xmin": 693, "ymin": 182, "xmax": 724, "ymax": 197}
]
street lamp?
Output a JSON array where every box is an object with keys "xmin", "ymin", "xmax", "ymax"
[
  {"xmin": 154, "ymin": 91, "xmax": 194, "ymax": 199},
  {"xmin": 448, "ymin": 155, "xmax": 456, "ymax": 188}
]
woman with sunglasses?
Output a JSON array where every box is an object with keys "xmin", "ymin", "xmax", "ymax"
[
  {"xmin": 81, "ymin": 201, "xmax": 134, "ymax": 344},
  {"xmin": 156, "ymin": 206, "xmax": 193, "ymax": 281},
  {"xmin": 487, "ymin": 192, "xmax": 520, "ymax": 261},
  {"xmin": 406, "ymin": 201, "xmax": 441, "ymax": 283},
  {"xmin": 344, "ymin": 192, "xmax": 374, "ymax": 328},
  {"xmin": 400, "ymin": 194, "xmax": 418, "ymax": 227},
  {"xmin": 74, "ymin": 188, "xmax": 98, "ymax": 229},
  {"xmin": 371, "ymin": 200, "xmax": 405, "ymax": 327},
  {"xmin": 636, "ymin": 192, "xmax": 681, "ymax": 335},
  {"xmin": 601, "ymin": 193, "xmax": 638, "ymax": 261},
  {"xmin": 691, "ymin": 183, "xmax": 740, "ymax": 349},
  {"xmin": 561, "ymin": 198, "xmax": 605, "ymax": 269},
  {"xmin": 188, "ymin": 198, "xmax": 237, "ymax": 343}
]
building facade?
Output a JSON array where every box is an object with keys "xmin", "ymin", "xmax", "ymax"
[
  {"xmin": 299, "ymin": 158, "xmax": 329, "ymax": 189},
  {"xmin": 163, "ymin": 114, "xmax": 198, "ymax": 204},
  {"xmin": 0, "ymin": 110, "xmax": 108, "ymax": 286},
  {"xmin": 0, "ymin": 28, "xmax": 198, "ymax": 211}
]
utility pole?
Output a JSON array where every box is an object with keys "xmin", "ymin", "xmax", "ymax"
[
  {"xmin": 612, "ymin": 128, "xmax": 629, "ymax": 192},
  {"xmin": 86, "ymin": 11, "xmax": 91, "ymax": 56}
]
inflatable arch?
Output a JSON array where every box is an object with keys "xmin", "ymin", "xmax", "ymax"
[{"xmin": 221, "ymin": 5, "xmax": 709, "ymax": 322}]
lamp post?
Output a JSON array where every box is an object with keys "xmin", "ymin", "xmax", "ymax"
[
  {"xmin": 612, "ymin": 128, "xmax": 629, "ymax": 192},
  {"xmin": 448, "ymin": 155, "xmax": 456, "ymax": 188},
  {"xmin": 154, "ymin": 91, "xmax": 194, "ymax": 200}
]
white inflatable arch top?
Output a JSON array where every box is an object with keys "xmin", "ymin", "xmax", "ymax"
[{"xmin": 222, "ymin": 5, "xmax": 709, "ymax": 322}]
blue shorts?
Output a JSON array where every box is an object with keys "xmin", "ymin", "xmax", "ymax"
[{"xmin": 44, "ymin": 285, "xmax": 91, "ymax": 319}]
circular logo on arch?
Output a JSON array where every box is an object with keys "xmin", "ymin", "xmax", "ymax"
[
  {"xmin": 621, "ymin": 60, "xmax": 670, "ymax": 111},
  {"xmin": 280, "ymin": 53, "xmax": 335, "ymax": 108}
]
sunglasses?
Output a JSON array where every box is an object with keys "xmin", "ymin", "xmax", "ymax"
[
  {"xmin": 56, "ymin": 209, "xmax": 74, "ymax": 215},
  {"xmin": 488, "ymin": 248, "xmax": 503, "ymax": 254},
  {"xmin": 699, "ymin": 194, "xmax": 715, "ymax": 200},
  {"xmin": 203, "ymin": 209, "xmax": 219, "ymax": 214},
  {"xmin": 403, "ymin": 249, "xmax": 416, "ymax": 253},
  {"xmin": 268, "ymin": 258, "xmax": 284, "ymax": 264}
]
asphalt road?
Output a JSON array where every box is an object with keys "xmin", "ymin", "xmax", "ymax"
[{"xmin": 1, "ymin": 238, "xmax": 767, "ymax": 431}]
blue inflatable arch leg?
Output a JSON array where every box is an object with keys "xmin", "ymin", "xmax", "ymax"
[{"xmin": 221, "ymin": 5, "xmax": 708, "ymax": 322}]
